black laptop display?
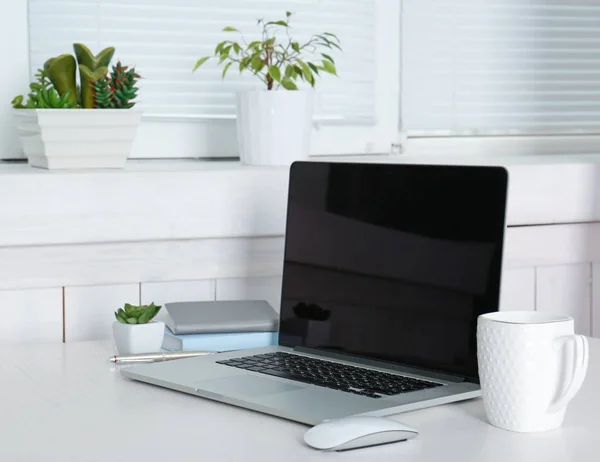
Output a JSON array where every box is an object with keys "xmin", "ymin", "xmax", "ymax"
[{"xmin": 279, "ymin": 162, "xmax": 508, "ymax": 382}]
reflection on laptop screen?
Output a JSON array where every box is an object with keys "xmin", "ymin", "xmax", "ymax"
[{"xmin": 279, "ymin": 162, "xmax": 508, "ymax": 381}]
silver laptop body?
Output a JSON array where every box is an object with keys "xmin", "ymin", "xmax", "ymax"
[{"xmin": 122, "ymin": 162, "xmax": 509, "ymax": 426}]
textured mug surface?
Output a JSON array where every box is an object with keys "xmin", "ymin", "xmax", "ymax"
[{"xmin": 477, "ymin": 311, "xmax": 589, "ymax": 433}]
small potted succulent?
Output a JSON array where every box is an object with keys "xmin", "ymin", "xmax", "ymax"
[
  {"xmin": 193, "ymin": 11, "xmax": 341, "ymax": 166},
  {"xmin": 11, "ymin": 43, "xmax": 142, "ymax": 170},
  {"xmin": 112, "ymin": 302, "xmax": 164, "ymax": 355}
]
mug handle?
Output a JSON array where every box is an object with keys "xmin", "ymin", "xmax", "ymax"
[{"xmin": 548, "ymin": 334, "xmax": 589, "ymax": 413}]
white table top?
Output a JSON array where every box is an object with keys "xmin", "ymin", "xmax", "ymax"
[{"xmin": 1, "ymin": 339, "xmax": 598, "ymax": 462}]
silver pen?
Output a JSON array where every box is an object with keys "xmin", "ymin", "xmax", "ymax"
[{"xmin": 109, "ymin": 350, "xmax": 215, "ymax": 364}]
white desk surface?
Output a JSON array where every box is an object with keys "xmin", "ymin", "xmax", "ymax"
[{"xmin": 1, "ymin": 339, "xmax": 597, "ymax": 462}]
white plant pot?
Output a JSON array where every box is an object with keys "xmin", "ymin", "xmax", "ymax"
[
  {"xmin": 13, "ymin": 108, "xmax": 142, "ymax": 170},
  {"xmin": 112, "ymin": 321, "xmax": 165, "ymax": 355},
  {"xmin": 235, "ymin": 90, "xmax": 314, "ymax": 166}
]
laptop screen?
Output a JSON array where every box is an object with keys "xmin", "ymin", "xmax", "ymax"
[{"xmin": 278, "ymin": 162, "xmax": 508, "ymax": 382}]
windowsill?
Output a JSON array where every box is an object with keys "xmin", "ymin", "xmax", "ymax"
[{"xmin": 1, "ymin": 153, "xmax": 600, "ymax": 247}]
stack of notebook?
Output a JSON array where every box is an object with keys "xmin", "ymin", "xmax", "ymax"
[{"xmin": 159, "ymin": 300, "xmax": 279, "ymax": 352}]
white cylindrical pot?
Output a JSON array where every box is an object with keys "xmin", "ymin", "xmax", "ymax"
[
  {"xmin": 112, "ymin": 321, "xmax": 165, "ymax": 355},
  {"xmin": 235, "ymin": 90, "xmax": 314, "ymax": 166}
]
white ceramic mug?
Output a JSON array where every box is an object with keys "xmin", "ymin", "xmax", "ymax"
[{"xmin": 477, "ymin": 311, "xmax": 589, "ymax": 433}]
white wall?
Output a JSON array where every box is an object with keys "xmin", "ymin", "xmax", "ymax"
[
  {"xmin": 0, "ymin": 1, "xmax": 29, "ymax": 159},
  {"xmin": 1, "ymin": 221, "xmax": 599, "ymax": 344},
  {"xmin": 0, "ymin": 155, "xmax": 599, "ymax": 342}
]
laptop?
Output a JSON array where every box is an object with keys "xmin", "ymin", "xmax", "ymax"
[{"xmin": 121, "ymin": 161, "xmax": 509, "ymax": 426}]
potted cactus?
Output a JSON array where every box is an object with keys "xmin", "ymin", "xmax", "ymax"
[
  {"xmin": 112, "ymin": 302, "xmax": 165, "ymax": 355},
  {"xmin": 11, "ymin": 43, "xmax": 142, "ymax": 170},
  {"xmin": 193, "ymin": 11, "xmax": 341, "ymax": 166}
]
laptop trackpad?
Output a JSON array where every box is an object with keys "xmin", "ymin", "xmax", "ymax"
[{"xmin": 195, "ymin": 375, "xmax": 304, "ymax": 398}]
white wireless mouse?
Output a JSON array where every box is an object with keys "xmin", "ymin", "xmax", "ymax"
[{"xmin": 303, "ymin": 415, "xmax": 418, "ymax": 451}]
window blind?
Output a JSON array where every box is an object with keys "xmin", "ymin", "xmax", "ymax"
[
  {"xmin": 28, "ymin": 0, "xmax": 376, "ymax": 123},
  {"xmin": 402, "ymin": 0, "xmax": 600, "ymax": 135}
]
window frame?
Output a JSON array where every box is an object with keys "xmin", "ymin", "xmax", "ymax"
[
  {"xmin": 398, "ymin": 0, "xmax": 600, "ymax": 157},
  {"xmin": 22, "ymin": 0, "xmax": 401, "ymax": 160},
  {"xmin": 2, "ymin": 1, "xmax": 597, "ymax": 161}
]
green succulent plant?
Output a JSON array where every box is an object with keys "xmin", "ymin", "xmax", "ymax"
[
  {"xmin": 92, "ymin": 76, "xmax": 112, "ymax": 108},
  {"xmin": 10, "ymin": 42, "xmax": 139, "ymax": 110},
  {"xmin": 110, "ymin": 61, "xmax": 140, "ymax": 108},
  {"xmin": 73, "ymin": 43, "xmax": 115, "ymax": 109},
  {"xmin": 79, "ymin": 64, "xmax": 109, "ymax": 108},
  {"xmin": 44, "ymin": 54, "xmax": 78, "ymax": 106},
  {"xmin": 115, "ymin": 302, "xmax": 161, "ymax": 325},
  {"xmin": 92, "ymin": 61, "xmax": 140, "ymax": 109},
  {"xmin": 12, "ymin": 68, "xmax": 75, "ymax": 109},
  {"xmin": 73, "ymin": 43, "xmax": 115, "ymax": 71}
]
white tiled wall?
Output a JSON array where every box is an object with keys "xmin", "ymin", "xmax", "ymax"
[
  {"xmin": 0, "ymin": 288, "xmax": 63, "ymax": 344},
  {"xmin": 593, "ymin": 264, "xmax": 600, "ymax": 338},
  {"xmin": 500, "ymin": 268, "xmax": 536, "ymax": 312},
  {"xmin": 537, "ymin": 263, "xmax": 592, "ymax": 337},
  {"xmin": 216, "ymin": 276, "xmax": 283, "ymax": 313},
  {"xmin": 64, "ymin": 283, "xmax": 140, "ymax": 342},
  {"xmin": 141, "ymin": 280, "xmax": 215, "ymax": 306},
  {"xmin": 3, "ymin": 264, "xmax": 598, "ymax": 344}
]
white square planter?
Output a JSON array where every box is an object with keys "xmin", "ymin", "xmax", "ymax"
[
  {"xmin": 112, "ymin": 321, "xmax": 165, "ymax": 355},
  {"xmin": 13, "ymin": 109, "xmax": 142, "ymax": 170}
]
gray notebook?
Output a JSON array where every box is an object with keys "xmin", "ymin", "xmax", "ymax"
[{"xmin": 162, "ymin": 300, "xmax": 279, "ymax": 335}]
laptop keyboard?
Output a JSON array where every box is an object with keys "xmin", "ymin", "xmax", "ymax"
[{"xmin": 216, "ymin": 352, "xmax": 442, "ymax": 399}]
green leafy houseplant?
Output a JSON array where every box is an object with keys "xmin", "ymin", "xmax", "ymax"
[
  {"xmin": 193, "ymin": 11, "xmax": 341, "ymax": 90},
  {"xmin": 114, "ymin": 302, "xmax": 161, "ymax": 325},
  {"xmin": 11, "ymin": 43, "xmax": 140, "ymax": 109}
]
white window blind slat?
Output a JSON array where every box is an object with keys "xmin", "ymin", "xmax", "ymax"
[
  {"xmin": 402, "ymin": 0, "xmax": 600, "ymax": 136},
  {"xmin": 28, "ymin": 0, "xmax": 376, "ymax": 123}
]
